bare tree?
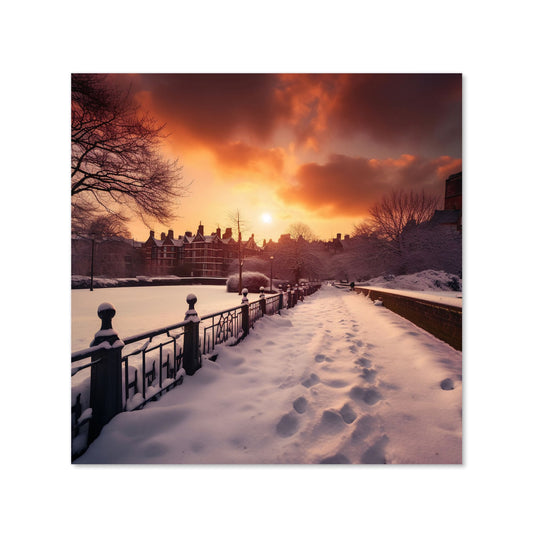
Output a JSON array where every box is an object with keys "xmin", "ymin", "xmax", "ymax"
[
  {"xmin": 72, "ymin": 213, "xmax": 132, "ymax": 240},
  {"xmin": 274, "ymin": 223, "xmax": 323, "ymax": 283},
  {"xmin": 288, "ymin": 222, "xmax": 316, "ymax": 242},
  {"xmin": 345, "ymin": 190, "xmax": 459, "ymax": 278},
  {"xmin": 227, "ymin": 210, "xmax": 250, "ymax": 294},
  {"xmin": 71, "ymin": 74, "xmax": 187, "ymax": 227},
  {"xmin": 367, "ymin": 189, "xmax": 440, "ymax": 260}
]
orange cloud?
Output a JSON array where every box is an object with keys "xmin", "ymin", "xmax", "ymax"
[
  {"xmin": 106, "ymin": 73, "xmax": 462, "ymax": 158},
  {"xmin": 98, "ymin": 74, "xmax": 462, "ymax": 230},
  {"xmin": 279, "ymin": 154, "xmax": 462, "ymax": 217},
  {"xmin": 212, "ymin": 142, "xmax": 286, "ymax": 180}
]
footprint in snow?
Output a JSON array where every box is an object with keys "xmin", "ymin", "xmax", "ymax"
[
  {"xmin": 318, "ymin": 409, "xmax": 346, "ymax": 434},
  {"xmin": 360, "ymin": 368, "xmax": 378, "ymax": 383},
  {"xmin": 440, "ymin": 378, "xmax": 455, "ymax": 390},
  {"xmin": 360, "ymin": 435, "xmax": 389, "ymax": 464},
  {"xmin": 315, "ymin": 354, "xmax": 326, "ymax": 362},
  {"xmin": 351, "ymin": 414, "xmax": 376, "ymax": 442},
  {"xmin": 293, "ymin": 396, "xmax": 308, "ymax": 414},
  {"xmin": 355, "ymin": 357, "xmax": 372, "ymax": 368},
  {"xmin": 340, "ymin": 403, "xmax": 357, "ymax": 424},
  {"xmin": 276, "ymin": 413, "xmax": 299, "ymax": 438},
  {"xmin": 302, "ymin": 373, "xmax": 320, "ymax": 388},
  {"xmin": 323, "ymin": 378, "xmax": 349, "ymax": 388},
  {"xmin": 349, "ymin": 386, "xmax": 382, "ymax": 405},
  {"xmin": 142, "ymin": 440, "xmax": 168, "ymax": 458},
  {"xmin": 319, "ymin": 453, "xmax": 351, "ymax": 464}
]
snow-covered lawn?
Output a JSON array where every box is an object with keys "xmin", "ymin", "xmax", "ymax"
[
  {"xmin": 72, "ymin": 284, "xmax": 247, "ymax": 352},
  {"xmin": 75, "ymin": 285, "xmax": 462, "ymax": 464}
]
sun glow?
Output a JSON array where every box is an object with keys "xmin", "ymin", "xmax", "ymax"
[{"xmin": 261, "ymin": 213, "xmax": 272, "ymax": 223}]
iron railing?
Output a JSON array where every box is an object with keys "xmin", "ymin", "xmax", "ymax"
[{"xmin": 71, "ymin": 283, "xmax": 322, "ymax": 460}]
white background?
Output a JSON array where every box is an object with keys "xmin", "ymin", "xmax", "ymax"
[{"xmin": 2, "ymin": 1, "xmax": 531, "ymax": 531}]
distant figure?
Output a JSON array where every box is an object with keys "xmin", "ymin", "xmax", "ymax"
[{"xmin": 350, "ymin": 281, "xmax": 355, "ymax": 291}]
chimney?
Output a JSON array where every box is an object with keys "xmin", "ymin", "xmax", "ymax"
[
  {"xmin": 150, "ymin": 230, "xmax": 155, "ymax": 239},
  {"xmin": 197, "ymin": 223, "xmax": 204, "ymax": 236},
  {"xmin": 161, "ymin": 232, "xmax": 166, "ymax": 240},
  {"xmin": 216, "ymin": 228, "xmax": 221, "ymax": 238},
  {"xmin": 337, "ymin": 233, "xmax": 341, "ymax": 240},
  {"xmin": 168, "ymin": 229, "xmax": 174, "ymax": 240},
  {"xmin": 185, "ymin": 231, "xmax": 192, "ymax": 238},
  {"xmin": 223, "ymin": 227, "xmax": 232, "ymax": 239}
]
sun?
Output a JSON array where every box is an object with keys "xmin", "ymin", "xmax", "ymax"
[{"xmin": 261, "ymin": 213, "xmax": 272, "ymax": 224}]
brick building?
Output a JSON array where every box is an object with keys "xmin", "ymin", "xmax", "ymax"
[
  {"xmin": 429, "ymin": 171, "xmax": 462, "ymax": 231},
  {"xmin": 142, "ymin": 224, "xmax": 262, "ymax": 277}
]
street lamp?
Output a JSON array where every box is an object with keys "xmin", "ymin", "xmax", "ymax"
[
  {"xmin": 90, "ymin": 233, "xmax": 96, "ymax": 291},
  {"xmin": 269, "ymin": 256, "xmax": 274, "ymax": 293}
]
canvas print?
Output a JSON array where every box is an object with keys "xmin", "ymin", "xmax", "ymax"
[{"xmin": 71, "ymin": 73, "xmax": 462, "ymax": 464}]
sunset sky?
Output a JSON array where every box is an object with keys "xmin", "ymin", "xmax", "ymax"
[{"xmin": 109, "ymin": 73, "xmax": 462, "ymax": 244}]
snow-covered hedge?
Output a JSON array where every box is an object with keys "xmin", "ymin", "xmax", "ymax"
[
  {"xmin": 226, "ymin": 271, "xmax": 270, "ymax": 293},
  {"xmin": 363, "ymin": 270, "xmax": 462, "ymax": 292},
  {"xmin": 71, "ymin": 275, "xmax": 120, "ymax": 289}
]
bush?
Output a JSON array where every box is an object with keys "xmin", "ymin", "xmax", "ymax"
[{"xmin": 226, "ymin": 271, "xmax": 270, "ymax": 293}]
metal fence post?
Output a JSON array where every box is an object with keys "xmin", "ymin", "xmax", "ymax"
[
  {"xmin": 183, "ymin": 294, "xmax": 201, "ymax": 375},
  {"xmin": 278, "ymin": 290, "xmax": 284, "ymax": 314},
  {"xmin": 88, "ymin": 302, "xmax": 124, "ymax": 443},
  {"xmin": 241, "ymin": 288, "xmax": 250, "ymax": 337},
  {"xmin": 259, "ymin": 286, "xmax": 266, "ymax": 315}
]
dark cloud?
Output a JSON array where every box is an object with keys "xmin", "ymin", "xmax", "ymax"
[
  {"xmin": 102, "ymin": 74, "xmax": 462, "ymax": 219},
  {"xmin": 329, "ymin": 74, "xmax": 462, "ymax": 155},
  {"xmin": 135, "ymin": 73, "xmax": 285, "ymax": 144},
  {"xmin": 279, "ymin": 153, "xmax": 462, "ymax": 217},
  {"xmin": 109, "ymin": 73, "xmax": 461, "ymax": 158}
]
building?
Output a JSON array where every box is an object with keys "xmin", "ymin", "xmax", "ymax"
[
  {"xmin": 444, "ymin": 171, "xmax": 462, "ymax": 210},
  {"xmin": 430, "ymin": 171, "xmax": 462, "ymax": 231},
  {"xmin": 142, "ymin": 224, "xmax": 259, "ymax": 277},
  {"xmin": 71, "ymin": 235, "xmax": 144, "ymax": 277}
]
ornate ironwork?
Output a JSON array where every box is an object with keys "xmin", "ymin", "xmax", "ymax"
[{"xmin": 72, "ymin": 283, "xmax": 323, "ymax": 460}]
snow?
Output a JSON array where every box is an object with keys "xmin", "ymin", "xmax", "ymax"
[
  {"xmin": 360, "ymin": 269, "xmax": 462, "ymax": 293},
  {"xmin": 71, "ymin": 285, "xmax": 247, "ymax": 351},
  {"xmin": 340, "ymin": 270, "xmax": 463, "ymax": 307},
  {"xmin": 356, "ymin": 286, "xmax": 462, "ymax": 308},
  {"xmin": 75, "ymin": 285, "xmax": 462, "ymax": 464}
]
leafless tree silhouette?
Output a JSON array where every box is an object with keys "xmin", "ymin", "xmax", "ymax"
[
  {"xmin": 367, "ymin": 190, "xmax": 440, "ymax": 259},
  {"xmin": 71, "ymin": 74, "xmax": 187, "ymax": 228}
]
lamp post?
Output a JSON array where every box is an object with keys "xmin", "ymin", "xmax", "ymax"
[
  {"xmin": 90, "ymin": 233, "xmax": 95, "ymax": 291},
  {"xmin": 270, "ymin": 256, "xmax": 274, "ymax": 293}
]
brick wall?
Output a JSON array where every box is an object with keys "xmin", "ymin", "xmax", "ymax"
[{"xmin": 354, "ymin": 287, "xmax": 462, "ymax": 351}]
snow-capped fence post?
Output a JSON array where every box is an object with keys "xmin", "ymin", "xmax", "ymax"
[
  {"xmin": 259, "ymin": 287, "xmax": 266, "ymax": 316},
  {"xmin": 88, "ymin": 302, "xmax": 124, "ymax": 444},
  {"xmin": 183, "ymin": 294, "xmax": 201, "ymax": 375},
  {"xmin": 241, "ymin": 288, "xmax": 250, "ymax": 337}
]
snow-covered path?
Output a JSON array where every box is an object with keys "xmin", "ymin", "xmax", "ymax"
[{"xmin": 76, "ymin": 285, "xmax": 462, "ymax": 464}]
